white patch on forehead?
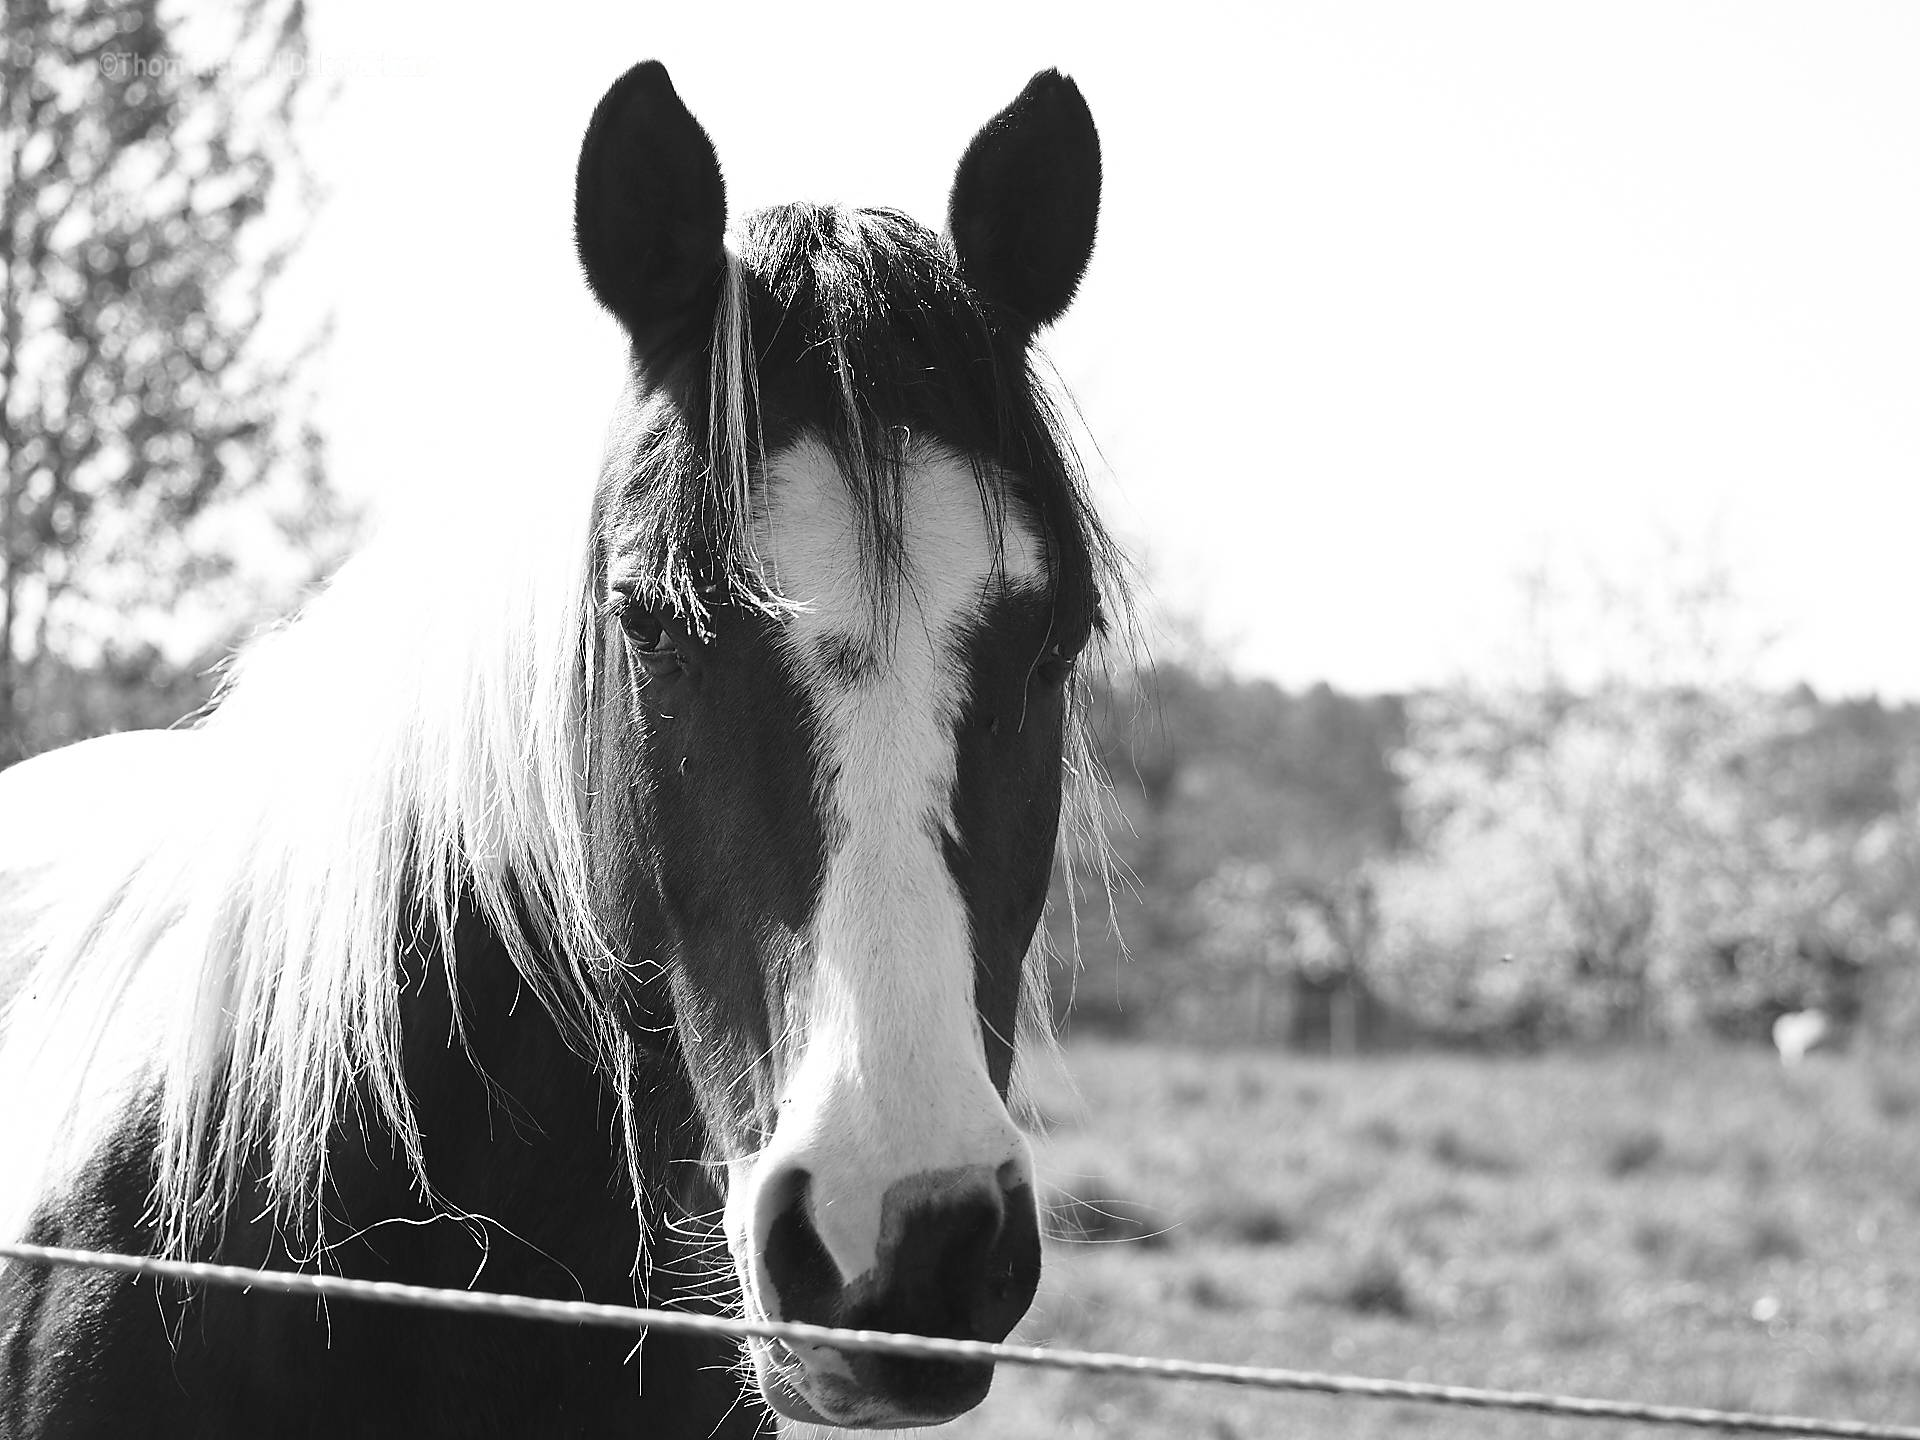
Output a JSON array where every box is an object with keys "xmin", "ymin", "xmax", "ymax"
[
  {"xmin": 739, "ymin": 435, "xmax": 1041, "ymax": 1284},
  {"xmin": 762, "ymin": 436, "xmax": 1042, "ymax": 818},
  {"xmin": 761, "ymin": 440, "xmax": 1043, "ymax": 662}
]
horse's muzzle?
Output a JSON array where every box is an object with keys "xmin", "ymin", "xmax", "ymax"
[{"xmin": 751, "ymin": 1163, "xmax": 1042, "ymax": 1427}]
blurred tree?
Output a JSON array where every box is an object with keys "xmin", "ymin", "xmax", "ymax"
[{"xmin": 0, "ymin": 0, "xmax": 349, "ymax": 763}]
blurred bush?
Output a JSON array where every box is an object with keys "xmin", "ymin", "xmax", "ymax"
[
  {"xmin": 1369, "ymin": 557, "xmax": 1920, "ymax": 1045},
  {"xmin": 1371, "ymin": 681, "xmax": 1920, "ymax": 1045}
]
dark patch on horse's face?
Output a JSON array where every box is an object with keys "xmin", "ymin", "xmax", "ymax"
[
  {"xmin": 587, "ymin": 587, "xmax": 827, "ymax": 1154},
  {"xmin": 812, "ymin": 632, "xmax": 880, "ymax": 689},
  {"xmin": 946, "ymin": 590, "xmax": 1082, "ymax": 1093}
]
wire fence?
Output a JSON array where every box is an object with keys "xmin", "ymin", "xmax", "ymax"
[{"xmin": 3, "ymin": 1239, "xmax": 1917, "ymax": 1437}]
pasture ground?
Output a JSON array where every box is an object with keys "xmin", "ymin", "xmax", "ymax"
[{"xmin": 942, "ymin": 1039, "xmax": 1920, "ymax": 1439}]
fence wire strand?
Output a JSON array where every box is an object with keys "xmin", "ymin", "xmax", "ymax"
[{"xmin": 2, "ymin": 1240, "xmax": 1915, "ymax": 1438}]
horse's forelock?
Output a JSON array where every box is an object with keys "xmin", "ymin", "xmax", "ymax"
[{"xmin": 604, "ymin": 207, "xmax": 1119, "ymax": 640}]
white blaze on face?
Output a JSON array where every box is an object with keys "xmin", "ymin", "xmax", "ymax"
[{"xmin": 724, "ymin": 436, "xmax": 1040, "ymax": 1302}]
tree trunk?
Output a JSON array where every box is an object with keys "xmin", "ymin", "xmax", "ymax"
[
  {"xmin": 2, "ymin": 92, "xmax": 23, "ymax": 766},
  {"xmin": 1330, "ymin": 983, "xmax": 1359, "ymax": 1056}
]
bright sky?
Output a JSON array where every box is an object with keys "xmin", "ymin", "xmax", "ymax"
[{"xmin": 281, "ymin": 1, "xmax": 1920, "ymax": 699}]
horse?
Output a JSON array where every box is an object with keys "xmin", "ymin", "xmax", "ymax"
[{"xmin": 0, "ymin": 60, "xmax": 1120, "ymax": 1437}]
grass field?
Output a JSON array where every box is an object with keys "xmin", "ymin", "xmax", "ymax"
[{"xmin": 934, "ymin": 1039, "xmax": 1920, "ymax": 1439}]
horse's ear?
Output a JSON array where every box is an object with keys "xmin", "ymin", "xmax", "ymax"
[
  {"xmin": 575, "ymin": 61, "xmax": 727, "ymax": 364},
  {"xmin": 946, "ymin": 70, "xmax": 1101, "ymax": 337}
]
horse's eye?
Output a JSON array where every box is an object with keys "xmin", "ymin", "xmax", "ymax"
[
  {"xmin": 618, "ymin": 602, "xmax": 685, "ymax": 679},
  {"xmin": 1034, "ymin": 642, "xmax": 1078, "ymax": 688}
]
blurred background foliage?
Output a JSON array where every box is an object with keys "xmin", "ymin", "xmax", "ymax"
[
  {"xmin": 0, "ymin": 0, "xmax": 355, "ymax": 764},
  {"xmin": 1055, "ymin": 557, "xmax": 1920, "ymax": 1050}
]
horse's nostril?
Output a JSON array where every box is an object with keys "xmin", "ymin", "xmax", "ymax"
[
  {"xmin": 761, "ymin": 1169, "xmax": 842, "ymax": 1326},
  {"xmin": 851, "ymin": 1176, "xmax": 1041, "ymax": 1346},
  {"xmin": 877, "ymin": 1182, "xmax": 1003, "ymax": 1332},
  {"xmin": 971, "ymin": 1182, "xmax": 1042, "ymax": 1340}
]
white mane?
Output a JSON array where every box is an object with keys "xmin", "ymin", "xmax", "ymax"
[{"xmin": 24, "ymin": 467, "xmax": 607, "ymax": 1256}]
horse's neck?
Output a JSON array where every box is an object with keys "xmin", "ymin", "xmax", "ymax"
[
  {"xmin": 257, "ymin": 906, "xmax": 715, "ymax": 1308},
  {"xmin": 8, "ymin": 898, "xmax": 751, "ymax": 1435}
]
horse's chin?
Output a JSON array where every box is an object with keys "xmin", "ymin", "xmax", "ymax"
[{"xmin": 748, "ymin": 1336, "xmax": 991, "ymax": 1431}]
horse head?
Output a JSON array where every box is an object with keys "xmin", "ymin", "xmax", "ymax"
[{"xmin": 573, "ymin": 60, "xmax": 1110, "ymax": 1429}]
